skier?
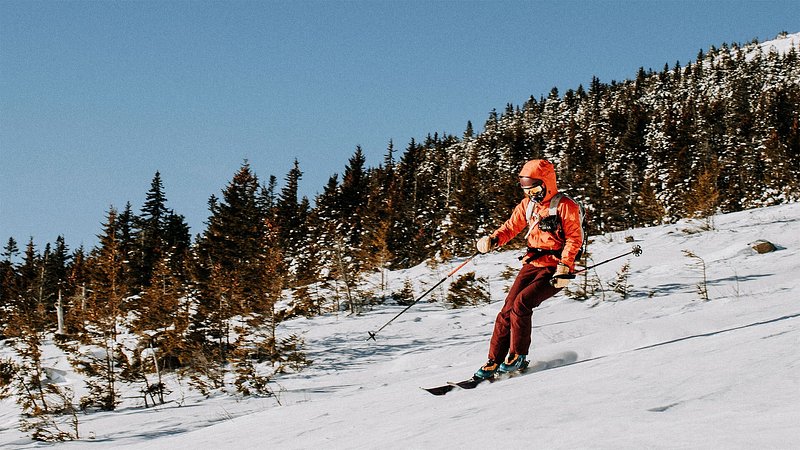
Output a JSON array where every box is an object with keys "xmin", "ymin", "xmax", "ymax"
[{"xmin": 473, "ymin": 159, "xmax": 584, "ymax": 379}]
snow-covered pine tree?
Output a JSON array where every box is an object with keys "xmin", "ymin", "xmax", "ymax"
[
  {"xmin": 390, "ymin": 138, "xmax": 428, "ymax": 268},
  {"xmin": 0, "ymin": 238, "xmax": 20, "ymax": 336},
  {"xmin": 443, "ymin": 150, "xmax": 490, "ymax": 256},
  {"xmin": 275, "ymin": 159, "xmax": 304, "ymax": 283},
  {"xmin": 360, "ymin": 143, "xmax": 397, "ymax": 289}
]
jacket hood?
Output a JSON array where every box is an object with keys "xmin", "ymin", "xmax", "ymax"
[{"xmin": 519, "ymin": 159, "xmax": 558, "ymax": 202}]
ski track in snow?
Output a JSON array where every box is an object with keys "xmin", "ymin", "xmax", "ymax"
[{"xmin": 2, "ymin": 202, "xmax": 800, "ymax": 449}]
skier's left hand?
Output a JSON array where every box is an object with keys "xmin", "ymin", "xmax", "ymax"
[{"xmin": 551, "ymin": 263, "xmax": 572, "ymax": 288}]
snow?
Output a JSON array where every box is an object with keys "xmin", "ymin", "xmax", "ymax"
[
  {"xmin": 751, "ymin": 32, "xmax": 800, "ymax": 59},
  {"xmin": 3, "ymin": 202, "xmax": 800, "ymax": 448}
]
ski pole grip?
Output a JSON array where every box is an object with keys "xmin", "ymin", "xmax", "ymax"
[{"xmin": 549, "ymin": 273, "xmax": 575, "ymax": 287}]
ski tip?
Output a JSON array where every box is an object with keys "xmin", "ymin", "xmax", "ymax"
[{"xmin": 422, "ymin": 385, "xmax": 457, "ymax": 396}]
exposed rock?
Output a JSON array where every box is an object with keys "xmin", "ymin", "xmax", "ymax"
[{"xmin": 750, "ymin": 240, "xmax": 777, "ymax": 254}]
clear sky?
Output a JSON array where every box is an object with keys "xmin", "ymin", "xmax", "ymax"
[{"xmin": 1, "ymin": 0, "xmax": 797, "ymax": 252}]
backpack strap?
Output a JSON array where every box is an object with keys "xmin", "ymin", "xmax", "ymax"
[
  {"xmin": 557, "ymin": 192, "xmax": 588, "ymax": 259},
  {"xmin": 564, "ymin": 193, "xmax": 586, "ymax": 246},
  {"xmin": 548, "ymin": 193, "xmax": 564, "ymax": 217},
  {"xmin": 524, "ymin": 198, "xmax": 540, "ymax": 239}
]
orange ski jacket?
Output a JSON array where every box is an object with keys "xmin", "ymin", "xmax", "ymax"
[{"xmin": 490, "ymin": 160, "xmax": 584, "ymax": 270}]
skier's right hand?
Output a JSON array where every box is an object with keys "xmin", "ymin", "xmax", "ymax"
[
  {"xmin": 476, "ymin": 235, "xmax": 498, "ymax": 253},
  {"xmin": 550, "ymin": 263, "xmax": 574, "ymax": 288}
]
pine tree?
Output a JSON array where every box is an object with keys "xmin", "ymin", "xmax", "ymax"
[
  {"xmin": 161, "ymin": 211, "xmax": 191, "ymax": 275},
  {"xmin": 260, "ymin": 175, "xmax": 278, "ymax": 212},
  {"xmin": 633, "ymin": 176, "xmax": 666, "ymax": 227},
  {"xmin": 62, "ymin": 246, "xmax": 88, "ymax": 337},
  {"xmin": 2, "ymin": 239, "xmax": 50, "ymax": 409},
  {"xmin": 124, "ymin": 252, "xmax": 187, "ymax": 405},
  {"xmin": 444, "ymin": 151, "xmax": 489, "ymax": 256},
  {"xmin": 132, "ymin": 255, "xmax": 189, "ymax": 371},
  {"xmin": 275, "ymin": 159, "xmax": 304, "ymax": 283},
  {"xmin": 390, "ymin": 138, "xmax": 429, "ymax": 268},
  {"xmin": 69, "ymin": 208, "xmax": 128, "ymax": 411},
  {"xmin": 201, "ymin": 162, "xmax": 265, "ymax": 271},
  {"xmin": 1, "ymin": 277, "xmax": 77, "ymax": 441},
  {"xmin": 392, "ymin": 278, "xmax": 416, "ymax": 306},
  {"xmin": 360, "ymin": 144, "xmax": 397, "ymax": 293},
  {"xmin": 291, "ymin": 196, "xmax": 316, "ymax": 285},
  {"xmin": 684, "ymin": 160, "xmax": 721, "ymax": 229},
  {"xmin": 313, "ymin": 174, "xmax": 342, "ymax": 286},
  {"xmin": 188, "ymin": 162, "xmax": 286, "ymax": 394},
  {"xmin": 1, "ymin": 238, "xmax": 20, "ymax": 336},
  {"xmin": 609, "ymin": 262, "xmax": 633, "ymax": 300},
  {"xmin": 43, "ymin": 237, "xmax": 71, "ymax": 334},
  {"xmin": 133, "ymin": 172, "xmax": 168, "ymax": 289},
  {"xmin": 229, "ymin": 223, "xmax": 284, "ymax": 396},
  {"xmin": 325, "ymin": 147, "xmax": 371, "ymax": 313},
  {"xmin": 2, "ymin": 237, "xmax": 19, "ymax": 260},
  {"xmin": 339, "ymin": 146, "xmax": 369, "ymax": 256},
  {"xmin": 18, "ymin": 239, "xmax": 39, "ymax": 315},
  {"xmin": 446, "ymin": 271, "xmax": 490, "ymax": 308}
]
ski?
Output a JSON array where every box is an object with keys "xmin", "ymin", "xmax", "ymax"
[
  {"xmin": 423, "ymin": 362, "xmax": 529, "ymax": 395},
  {"xmin": 421, "ymin": 384, "xmax": 459, "ymax": 396},
  {"xmin": 422, "ymin": 377, "xmax": 485, "ymax": 396},
  {"xmin": 448, "ymin": 377, "xmax": 487, "ymax": 389}
]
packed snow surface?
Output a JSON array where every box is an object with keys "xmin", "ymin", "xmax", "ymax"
[{"xmin": 2, "ymin": 202, "xmax": 800, "ymax": 449}]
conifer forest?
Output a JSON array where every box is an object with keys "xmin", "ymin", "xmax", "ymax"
[{"xmin": 1, "ymin": 35, "xmax": 799, "ymax": 436}]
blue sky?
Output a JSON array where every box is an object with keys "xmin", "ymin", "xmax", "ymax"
[{"xmin": 1, "ymin": 0, "xmax": 797, "ymax": 252}]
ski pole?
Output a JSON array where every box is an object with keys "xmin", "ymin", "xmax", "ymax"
[
  {"xmin": 576, "ymin": 244, "xmax": 643, "ymax": 274},
  {"xmin": 551, "ymin": 245, "xmax": 643, "ymax": 284},
  {"xmin": 367, "ymin": 251, "xmax": 481, "ymax": 341}
]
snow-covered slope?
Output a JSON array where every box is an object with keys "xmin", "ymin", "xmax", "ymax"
[
  {"xmin": 4, "ymin": 202, "xmax": 798, "ymax": 449},
  {"xmin": 751, "ymin": 31, "xmax": 800, "ymax": 58}
]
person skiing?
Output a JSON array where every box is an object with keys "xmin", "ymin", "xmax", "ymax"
[{"xmin": 473, "ymin": 159, "xmax": 584, "ymax": 379}]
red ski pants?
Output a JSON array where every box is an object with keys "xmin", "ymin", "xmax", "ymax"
[{"xmin": 488, "ymin": 264, "xmax": 561, "ymax": 362}]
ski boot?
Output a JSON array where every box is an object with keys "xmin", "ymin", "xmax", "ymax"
[
  {"xmin": 474, "ymin": 359, "xmax": 499, "ymax": 380},
  {"xmin": 498, "ymin": 354, "xmax": 528, "ymax": 374}
]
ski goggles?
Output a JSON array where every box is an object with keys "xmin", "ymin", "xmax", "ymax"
[{"xmin": 519, "ymin": 177, "xmax": 544, "ymax": 191}]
